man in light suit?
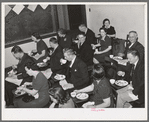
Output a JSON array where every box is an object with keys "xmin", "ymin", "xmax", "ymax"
[
  {"xmin": 116, "ymin": 49, "xmax": 144, "ymax": 108},
  {"xmin": 63, "ymin": 48, "xmax": 90, "ymax": 90}
]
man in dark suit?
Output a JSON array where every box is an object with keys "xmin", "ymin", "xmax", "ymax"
[
  {"xmin": 5, "ymin": 45, "xmax": 37, "ymax": 107},
  {"xmin": 63, "ymin": 48, "xmax": 90, "ymax": 90},
  {"xmin": 48, "ymin": 37, "xmax": 65, "ymax": 75},
  {"xmin": 116, "ymin": 49, "xmax": 144, "ymax": 108},
  {"xmin": 74, "ymin": 33, "xmax": 94, "ymax": 66},
  {"xmin": 57, "ymin": 28, "xmax": 72, "ymax": 49},
  {"xmin": 79, "ymin": 24, "xmax": 96, "ymax": 45},
  {"xmin": 116, "ymin": 31, "xmax": 144, "ymax": 80},
  {"xmin": 124, "ymin": 31, "xmax": 144, "ymax": 61}
]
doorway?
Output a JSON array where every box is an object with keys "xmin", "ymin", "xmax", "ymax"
[{"xmin": 67, "ymin": 5, "xmax": 86, "ymax": 30}]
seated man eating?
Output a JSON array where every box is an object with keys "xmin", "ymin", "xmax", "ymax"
[
  {"xmin": 62, "ymin": 48, "xmax": 90, "ymax": 90},
  {"xmin": 5, "ymin": 45, "xmax": 37, "ymax": 107},
  {"xmin": 116, "ymin": 49, "xmax": 144, "ymax": 108}
]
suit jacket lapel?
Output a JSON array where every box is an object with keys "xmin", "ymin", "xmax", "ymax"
[
  {"xmin": 51, "ymin": 46, "xmax": 59, "ymax": 58},
  {"xmin": 129, "ymin": 41, "xmax": 138, "ymax": 49},
  {"xmin": 71, "ymin": 57, "xmax": 78, "ymax": 71}
]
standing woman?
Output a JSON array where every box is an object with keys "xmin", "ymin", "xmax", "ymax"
[
  {"xmin": 31, "ymin": 32, "xmax": 48, "ymax": 63},
  {"xmin": 14, "ymin": 63, "xmax": 49, "ymax": 108},
  {"xmin": 101, "ymin": 18, "xmax": 116, "ymax": 39},
  {"xmin": 93, "ymin": 28, "xmax": 112, "ymax": 64}
]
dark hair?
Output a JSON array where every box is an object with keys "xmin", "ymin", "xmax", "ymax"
[
  {"xmin": 99, "ymin": 27, "xmax": 107, "ymax": 33},
  {"xmin": 25, "ymin": 62, "xmax": 38, "ymax": 70},
  {"xmin": 49, "ymin": 86, "xmax": 70, "ymax": 105},
  {"xmin": 79, "ymin": 24, "xmax": 87, "ymax": 28},
  {"xmin": 127, "ymin": 49, "xmax": 140, "ymax": 58},
  {"xmin": 103, "ymin": 18, "xmax": 110, "ymax": 25},
  {"xmin": 58, "ymin": 28, "xmax": 67, "ymax": 35},
  {"xmin": 49, "ymin": 37, "xmax": 58, "ymax": 44},
  {"xmin": 31, "ymin": 32, "xmax": 41, "ymax": 39},
  {"xmin": 11, "ymin": 45, "xmax": 23, "ymax": 53},
  {"xmin": 63, "ymin": 48, "xmax": 75, "ymax": 56},
  {"xmin": 92, "ymin": 63, "xmax": 105, "ymax": 80}
]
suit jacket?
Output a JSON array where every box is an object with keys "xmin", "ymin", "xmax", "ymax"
[
  {"xmin": 49, "ymin": 46, "xmax": 65, "ymax": 74},
  {"xmin": 17, "ymin": 53, "xmax": 37, "ymax": 85},
  {"xmin": 85, "ymin": 28, "xmax": 96, "ymax": 44},
  {"xmin": 75, "ymin": 39, "xmax": 94, "ymax": 66},
  {"xmin": 66, "ymin": 57, "xmax": 90, "ymax": 90},
  {"xmin": 58, "ymin": 34, "xmax": 72, "ymax": 49},
  {"xmin": 132, "ymin": 59, "xmax": 144, "ymax": 103},
  {"xmin": 124, "ymin": 41, "xmax": 144, "ymax": 61}
]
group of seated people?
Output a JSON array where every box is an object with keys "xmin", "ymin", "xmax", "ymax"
[{"xmin": 5, "ymin": 18, "xmax": 145, "ymax": 108}]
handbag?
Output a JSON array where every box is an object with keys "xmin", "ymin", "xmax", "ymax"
[{"xmin": 22, "ymin": 94, "xmax": 35, "ymax": 103}]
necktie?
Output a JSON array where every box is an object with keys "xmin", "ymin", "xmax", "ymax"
[
  {"xmin": 130, "ymin": 64, "xmax": 135, "ymax": 77},
  {"xmin": 78, "ymin": 42, "xmax": 81, "ymax": 48}
]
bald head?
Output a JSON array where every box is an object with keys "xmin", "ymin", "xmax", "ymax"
[{"xmin": 128, "ymin": 31, "xmax": 138, "ymax": 44}]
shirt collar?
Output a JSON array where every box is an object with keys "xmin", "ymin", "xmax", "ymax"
[
  {"xmin": 134, "ymin": 59, "xmax": 139, "ymax": 69},
  {"xmin": 70, "ymin": 55, "xmax": 76, "ymax": 67},
  {"xmin": 84, "ymin": 28, "xmax": 88, "ymax": 34}
]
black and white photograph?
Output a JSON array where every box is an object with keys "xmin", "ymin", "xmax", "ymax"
[{"xmin": 1, "ymin": 1, "xmax": 148, "ymax": 121}]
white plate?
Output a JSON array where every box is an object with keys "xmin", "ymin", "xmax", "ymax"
[
  {"xmin": 115, "ymin": 80, "xmax": 128, "ymax": 87},
  {"xmin": 54, "ymin": 74, "xmax": 66, "ymax": 80},
  {"xmin": 76, "ymin": 93, "xmax": 89, "ymax": 100}
]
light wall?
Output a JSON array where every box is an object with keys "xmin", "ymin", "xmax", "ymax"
[
  {"xmin": 5, "ymin": 36, "xmax": 56, "ymax": 68},
  {"xmin": 86, "ymin": 4, "xmax": 145, "ymax": 46}
]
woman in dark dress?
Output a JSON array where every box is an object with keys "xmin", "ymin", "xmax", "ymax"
[
  {"xmin": 101, "ymin": 18, "xmax": 116, "ymax": 39},
  {"xmin": 14, "ymin": 63, "xmax": 49, "ymax": 108},
  {"xmin": 92, "ymin": 28, "xmax": 112, "ymax": 64},
  {"xmin": 74, "ymin": 64, "xmax": 114, "ymax": 108},
  {"xmin": 31, "ymin": 32, "xmax": 48, "ymax": 63},
  {"xmin": 49, "ymin": 86, "xmax": 75, "ymax": 108}
]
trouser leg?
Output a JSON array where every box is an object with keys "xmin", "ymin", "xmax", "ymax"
[{"xmin": 5, "ymin": 81, "xmax": 18, "ymax": 105}]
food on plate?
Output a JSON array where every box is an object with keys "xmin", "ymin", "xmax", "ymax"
[
  {"xmin": 15, "ymin": 89, "xmax": 26, "ymax": 95},
  {"xmin": 54, "ymin": 74, "xmax": 66, "ymax": 80},
  {"xmin": 115, "ymin": 80, "xmax": 128, "ymax": 86},
  {"xmin": 76, "ymin": 93, "xmax": 89, "ymax": 100}
]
